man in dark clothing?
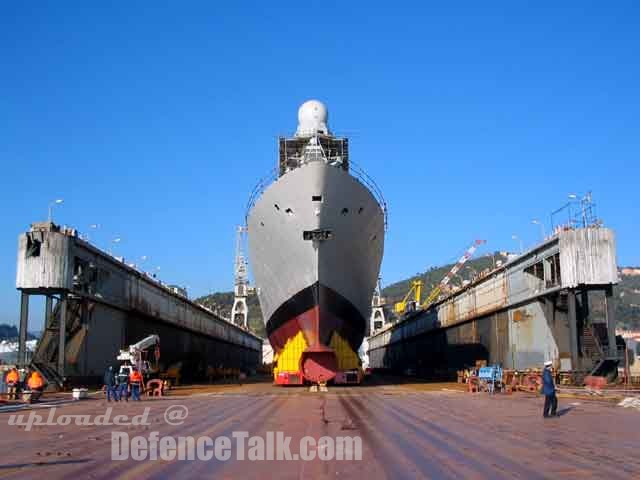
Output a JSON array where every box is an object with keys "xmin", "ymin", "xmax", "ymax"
[
  {"xmin": 542, "ymin": 360, "xmax": 558, "ymax": 418},
  {"xmin": 103, "ymin": 366, "xmax": 117, "ymax": 402},
  {"xmin": 116, "ymin": 367, "xmax": 130, "ymax": 402}
]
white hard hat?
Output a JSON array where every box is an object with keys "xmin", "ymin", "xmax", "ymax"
[{"xmin": 544, "ymin": 361, "xmax": 553, "ymax": 367}]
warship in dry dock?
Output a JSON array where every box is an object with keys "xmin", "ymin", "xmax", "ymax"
[{"xmin": 247, "ymin": 100, "xmax": 386, "ymax": 385}]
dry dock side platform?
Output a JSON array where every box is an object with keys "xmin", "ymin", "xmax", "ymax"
[{"xmin": 0, "ymin": 379, "xmax": 638, "ymax": 479}]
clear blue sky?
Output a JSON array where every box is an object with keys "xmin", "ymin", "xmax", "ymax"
[{"xmin": 1, "ymin": 2, "xmax": 639, "ymax": 329}]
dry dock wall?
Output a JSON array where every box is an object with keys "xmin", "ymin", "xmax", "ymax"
[
  {"xmin": 368, "ymin": 227, "xmax": 620, "ymax": 378},
  {"xmin": 16, "ymin": 223, "xmax": 261, "ymax": 382}
]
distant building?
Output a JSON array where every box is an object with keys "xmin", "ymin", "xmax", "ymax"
[
  {"xmin": 620, "ymin": 267, "xmax": 640, "ymax": 276},
  {"xmin": 262, "ymin": 342, "xmax": 273, "ymax": 365},
  {"xmin": 617, "ymin": 330, "xmax": 640, "ymax": 377},
  {"xmin": 0, "ymin": 339, "xmax": 37, "ymax": 365},
  {"xmin": 168, "ymin": 285, "xmax": 188, "ymax": 298}
]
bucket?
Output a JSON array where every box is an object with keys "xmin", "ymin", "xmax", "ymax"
[{"xmin": 72, "ymin": 388, "xmax": 88, "ymax": 400}]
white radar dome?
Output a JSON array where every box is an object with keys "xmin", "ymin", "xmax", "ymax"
[{"xmin": 295, "ymin": 99, "xmax": 330, "ymax": 137}]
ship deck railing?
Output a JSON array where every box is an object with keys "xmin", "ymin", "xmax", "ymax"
[{"xmin": 245, "ymin": 159, "xmax": 388, "ymax": 230}]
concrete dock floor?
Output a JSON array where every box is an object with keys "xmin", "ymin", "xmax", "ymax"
[{"xmin": 0, "ymin": 379, "xmax": 638, "ymax": 479}]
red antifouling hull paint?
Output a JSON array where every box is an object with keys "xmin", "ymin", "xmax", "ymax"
[
  {"xmin": 301, "ymin": 346, "xmax": 338, "ymax": 383},
  {"xmin": 266, "ymin": 283, "xmax": 367, "ymax": 384}
]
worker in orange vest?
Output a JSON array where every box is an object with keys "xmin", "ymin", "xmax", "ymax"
[
  {"xmin": 5, "ymin": 368, "xmax": 20, "ymax": 400},
  {"xmin": 26, "ymin": 370, "xmax": 45, "ymax": 402},
  {"xmin": 27, "ymin": 370, "xmax": 45, "ymax": 391},
  {"xmin": 129, "ymin": 367, "xmax": 143, "ymax": 401}
]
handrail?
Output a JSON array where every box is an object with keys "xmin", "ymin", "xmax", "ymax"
[
  {"xmin": 244, "ymin": 160, "xmax": 388, "ymax": 230},
  {"xmin": 245, "ymin": 167, "xmax": 279, "ymax": 224},
  {"xmin": 350, "ymin": 160, "xmax": 389, "ymax": 230}
]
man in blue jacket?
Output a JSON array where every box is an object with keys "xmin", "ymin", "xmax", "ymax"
[
  {"xmin": 103, "ymin": 365, "xmax": 117, "ymax": 402},
  {"xmin": 542, "ymin": 360, "xmax": 558, "ymax": 418},
  {"xmin": 115, "ymin": 367, "xmax": 130, "ymax": 402}
]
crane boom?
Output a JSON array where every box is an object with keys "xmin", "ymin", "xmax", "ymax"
[
  {"xmin": 129, "ymin": 334, "xmax": 160, "ymax": 354},
  {"xmin": 422, "ymin": 239, "xmax": 486, "ymax": 309},
  {"xmin": 439, "ymin": 239, "xmax": 485, "ymax": 288},
  {"xmin": 117, "ymin": 334, "xmax": 161, "ymax": 378},
  {"xmin": 393, "ymin": 239, "xmax": 486, "ymax": 316},
  {"xmin": 393, "ymin": 280, "xmax": 423, "ymax": 314}
]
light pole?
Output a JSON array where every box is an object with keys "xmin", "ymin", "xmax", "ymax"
[
  {"xmin": 109, "ymin": 237, "xmax": 121, "ymax": 256},
  {"xmin": 512, "ymin": 234, "xmax": 523, "ymax": 255},
  {"xmin": 48, "ymin": 199, "xmax": 64, "ymax": 223},
  {"xmin": 86, "ymin": 223, "xmax": 100, "ymax": 242},
  {"xmin": 486, "ymin": 253, "xmax": 496, "ymax": 270},
  {"xmin": 567, "ymin": 193, "xmax": 577, "ymax": 227},
  {"xmin": 551, "ymin": 193, "xmax": 580, "ymax": 230},
  {"xmin": 136, "ymin": 256, "xmax": 148, "ymax": 272},
  {"xmin": 532, "ymin": 219, "xmax": 546, "ymax": 241}
]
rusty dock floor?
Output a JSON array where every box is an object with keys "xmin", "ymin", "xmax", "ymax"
[{"xmin": 0, "ymin": 379, "xmax": 638, "ymax": 479}]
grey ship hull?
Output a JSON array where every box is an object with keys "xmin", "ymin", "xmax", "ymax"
[{"xmin": 247, "ymin": 161, "xmax": 384, "ymax": 381}]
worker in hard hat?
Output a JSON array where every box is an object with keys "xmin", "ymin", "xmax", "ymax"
[
  {"xmin": 542, "ymin": 360, "xmax": 558, "ymax": 418},
  {"xmin": 26, "ymin": 370, "xmax": 45, "ymax": 402},
  {"xmin": 5, "ymin": 367, "xmax": 20, "ymax": 400},
  {"xmin": 115, "ymin": 366, "xmax": 129, "ymax": 402},
  {"xmin": 129, "ymin": 366, "xmax": 143, "ymax": 401},
  {"xmin": 103, "ymin": 365, "xmax": 117, "ymax": 402}
]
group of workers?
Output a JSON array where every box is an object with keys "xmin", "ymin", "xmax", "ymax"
[
  {"xmin": 3, "ymin": 364, "xmax": 145, "ymax": 403},
  {"xmin": 103, "ymin": 365, "xmax": 144, "ymax": 401},
  {"xmin": 3, "ymin": 367, "xmax": 45, "ymax": 400},
  {"xmin": 3, "ymin": 360, "xmax": 560, "ymax": 415}
]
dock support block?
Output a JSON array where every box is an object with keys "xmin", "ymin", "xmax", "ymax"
[
  {"xmin": 18, "ymin": 292, "xmax": 29, "ymax": 367},
  {"xmin": 567, "ymin": 290, "xmax": 578, "ymax": 368},
  {"xmin": 605, "ymin": 286, "xmax": 617, "ymax": 357},
  {"xmin": 58, "ymin": 294, "xmax": 67, "ymax": 377}
]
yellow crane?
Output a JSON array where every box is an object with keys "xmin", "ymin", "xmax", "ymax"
[
  {"xmin": 394, "ymin": 240, "xmax": 486, "ymax": 315},
  {"xmin": 393, "ymin": 280, "xmax": 423, "ymax": 314}
]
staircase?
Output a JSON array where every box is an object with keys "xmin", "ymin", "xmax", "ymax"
[
  {"xmin": 31, "ymin": 297, "xmax": 84, "ymax": 388},
  {"xmin": 582, "ymin": 327, "xmax": 601, "ymax": 360},
  {"xmin": 589, "ymin": 359, "xmax": 619, "ymax": 381},
  {"xmin": 33, "ymin": 303, "xmax": 61, "ymax": 367},
  {"xmin": 582, "ymin": 326, "xmax": 619, "ymax": 379}
]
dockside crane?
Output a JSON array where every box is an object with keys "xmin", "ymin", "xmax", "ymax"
[
  {"xmin": 116, "ymin": 334, "xmax": 160, "ymax": 378},
  {"xmin": 393, "ymin": 279, "xmax": 424, "ymax": 314},
  {"xmin": 231, "ymin": 225, "xmax": 250, "ymax": 328},
  {"xmin": 370, "ymin": 277, "xmax": 388, "ymax": 332},
  {"xmin": 394, "ymin": 239, "xmax": 486, "ymax": 315}
]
